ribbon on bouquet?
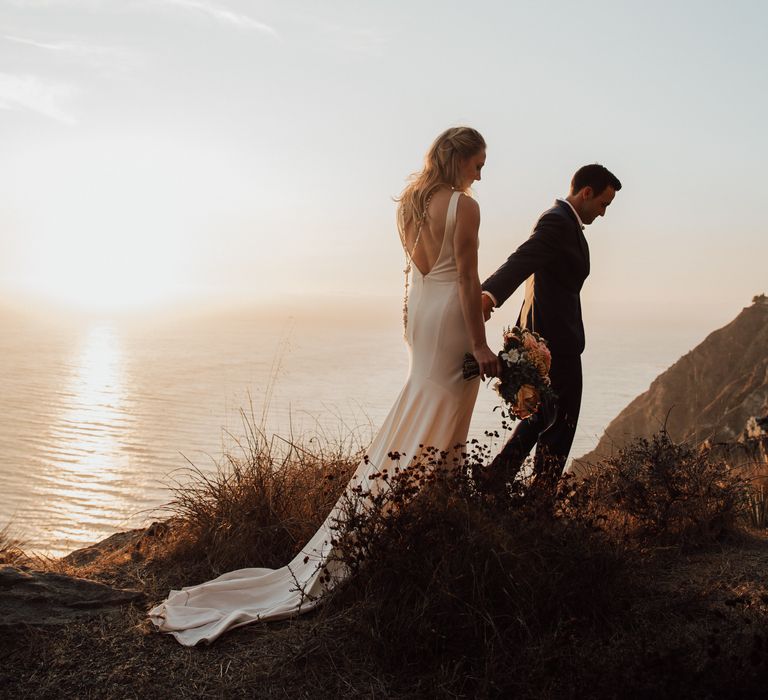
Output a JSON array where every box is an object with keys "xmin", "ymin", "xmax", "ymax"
[{"xmin": 520, "ymin": 274, "xmax": 534, "ymax": 331}]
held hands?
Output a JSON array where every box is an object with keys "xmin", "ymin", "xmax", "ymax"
[
  {"xmin": 472, "ymin": 344, "xmax": 502, "ymax": 380},
  {"xmin": 473, "ymin": 294, "xmax": 500, "ymax": 378},
  {"xmin": 481, "ymin": 293, "xmax": 494, "ymax": 322}
]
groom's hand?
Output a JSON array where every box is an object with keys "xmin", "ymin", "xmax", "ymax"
[{"xmin": 481, "ymin": 293, "xmax": 494, "ymax": 322}]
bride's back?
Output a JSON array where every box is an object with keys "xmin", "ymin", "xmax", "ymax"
[{"xmin": 401, "ymin": 188, "xmax": 456, "ymax": 276}]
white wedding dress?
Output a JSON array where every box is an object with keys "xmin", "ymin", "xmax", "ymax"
[{"xmin": 149, "ymin": 191, "xmax": 480, "ymax": 645}]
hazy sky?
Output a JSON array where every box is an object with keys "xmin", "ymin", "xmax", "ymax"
[{"xmin": 1, "ymin": 0, "xmax": 766, "ymax": 320}]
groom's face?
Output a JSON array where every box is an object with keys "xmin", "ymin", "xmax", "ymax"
[{"xmin": 579, "ymin": 186, "xmax": 616, "ymax": 225}]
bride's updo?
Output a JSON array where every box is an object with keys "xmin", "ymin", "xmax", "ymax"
[{"xmin": 397, "ymin": 126, "xmax": 486, "ymax": 233}]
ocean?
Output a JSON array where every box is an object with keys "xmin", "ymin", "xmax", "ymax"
[{"xmin": 0, "ymin": 305, "xmax": 712, "ymax": 556}]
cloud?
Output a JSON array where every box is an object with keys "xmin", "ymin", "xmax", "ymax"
[
  {"xmin": 6, "ymin": 34, "xmax": 116, "ymax": 56},
  {"xmin": 333, "ymin": 26, "xmax": 386, "ymax": 55},
  {"xmin": 4, "ymin": 0, "xmax": 279, "ymax": 37},
  {"xmin": 159, "ymin": 0, "xmax": 279, "ymax": 37},
  {"xmin": 3, "ymin": 34, "xmax": 144, "ymax": 70},
  {"xmin": 0, "ymin": 73, "xmax": 78, "ymax": 124},
  {"xmin": 294, "ymin": 16, "xmax": 386, "ymax": 55}
]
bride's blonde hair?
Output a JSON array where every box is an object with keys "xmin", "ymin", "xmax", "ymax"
[{"xmin": 397, "ymin": 126, "xmax": 486, "ymax": 233}]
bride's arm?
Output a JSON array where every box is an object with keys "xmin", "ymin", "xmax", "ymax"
[{"xmin": 455, "ymin": 195, "xmax": 501, "ymax": 379}]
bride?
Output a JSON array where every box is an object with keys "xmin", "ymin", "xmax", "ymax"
[{"xmin": 149, "ymin": 126, "xmax": 501, "ymax": 646}]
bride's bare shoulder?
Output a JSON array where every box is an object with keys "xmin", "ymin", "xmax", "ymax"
[{"xmin": 456, "ymin": 193, "xmax": 480, "ymax": 220}]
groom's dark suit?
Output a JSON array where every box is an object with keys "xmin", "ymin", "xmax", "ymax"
[{"xmin": 482, "ymin": 199, "xmax": 589, "ymax": 484}]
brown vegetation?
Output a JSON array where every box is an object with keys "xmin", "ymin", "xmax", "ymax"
[
  {"xmin": 571, "ymin": 431, "xmax": 749, "ymax": 546},
  {"xmin": 157, "ymin": 412, "xmax": 360, "ymax": 586},
  {"xmin": 0, "ymin": 524, "xmax": 25, "ymax": 566},
  {"xmin": 3, "ymin": 425, "xmax": 768, "ymax": 699}
]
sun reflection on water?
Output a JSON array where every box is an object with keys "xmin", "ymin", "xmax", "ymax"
[{"xmin": 39, "ymin": 322, "xmax": 135, "ymax": 555}]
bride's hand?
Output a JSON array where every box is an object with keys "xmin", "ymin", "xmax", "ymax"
[
  {"xmin": 473, "ymin": 345, "xmax": 502, "ymax": 380},
  {"xmin": 481, "ymin": 293, "xmax": 494, "ymax": 322}
]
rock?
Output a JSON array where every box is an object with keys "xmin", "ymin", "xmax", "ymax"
[
  {"xmin": 62, "ymin": 521, "xmax": 171, "ymax": 567},
  {"xmin": 0, "ymin": 565, "xmax": 144, "ymax": 628},
  {"xmin": 574, "ymin": 298, "xmax": 768, "ymax": 472},
  {"xmin": 62, "ymin": 528, "xmax": 145, "ymax": 567}
]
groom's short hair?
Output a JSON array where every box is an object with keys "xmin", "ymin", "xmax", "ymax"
[{"xmin": 571, "ymin": 164, "xmax": 622, "ymax": 195}]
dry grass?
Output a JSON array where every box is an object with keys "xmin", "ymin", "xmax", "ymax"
[
  {"xmin": 0, "ymin": 524, "xmax": 26, "ymax": 565},
  {"xmin": 572, "ymin": 430, "xmax": 749, "ymax": 547},
  {"xmin": 4, "ymin": 425, "xmax": 768, "ymax": 698},
  {"xmin": 44, "ymin": 411, "xmax": 365, "ymax": 598},
  {"xmin": 741, "ymin": 448, "xmax": 768, "ymax": 529},
  {"xmin": 314, "ymin": 451, "xmax": 633, "ymax": 697},
  {"xmin": 156, "ymin": 410, "xmax": 361, "ymax": 585}
]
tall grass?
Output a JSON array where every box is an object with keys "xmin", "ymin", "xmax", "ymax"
[
  {"xmin": 15, "ymin": 415, "xmax": 765, "ymax": 698},
  {"xmin": 0, "ymin": 524, "xmax": 25, "ymax": 565},
  {"xmin": 740, "ymin": 418, "xmax": 768, "ymax": 528},
  {"xmin": 739, "ymin": 427, "xmax": 768, "ymax": 529},
  {"xmin": 698, "ymin": 427, "xmax": 768, "ymax": 530},
  {"xmin": 747, "ymin": 484, "xmax": 768, "ymax": 527},
  {"xmin": 744, "ymin": 462, "xmax": 768, "ymax": 529},
  {"xmin": 155, "ymin": 409, "xmax": 362, "ymax": 585}
]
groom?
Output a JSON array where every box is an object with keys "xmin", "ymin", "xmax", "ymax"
[{"xmin": 479, "ymin": 163, "xmax": 622, "ymax": 492}]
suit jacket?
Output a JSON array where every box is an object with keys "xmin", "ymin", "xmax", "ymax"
[{"xmin": 482, "ymin": 200, "xmax": 590, "ymax": 356}]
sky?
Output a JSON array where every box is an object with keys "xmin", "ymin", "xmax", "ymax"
[{"xmin": 1, "ymin": 0, "xmax": 766, "ymax": 322}]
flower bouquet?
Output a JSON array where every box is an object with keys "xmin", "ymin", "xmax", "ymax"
[{"xmin": 463, "ymin": 327, "xmax": 556, "ymax": 420}]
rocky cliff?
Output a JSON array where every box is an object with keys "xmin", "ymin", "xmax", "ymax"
[{"xmin": 574, "ymin": 296, "xmax": 768, "ymax": 470}]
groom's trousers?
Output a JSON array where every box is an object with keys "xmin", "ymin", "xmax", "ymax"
[{"xmin": 489, "ymin": 353, "xmax": 582, "ymax": 486}]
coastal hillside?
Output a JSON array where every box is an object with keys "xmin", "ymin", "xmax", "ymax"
[{"xmin": 575, "ymin": 295, "xmax": 768, "ymax": 470}]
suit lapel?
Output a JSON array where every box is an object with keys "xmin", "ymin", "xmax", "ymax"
[
  {"xmin": 577, "ymin": 227, "xmax": 590, "ymax": 276},
  {"xmin": 555, "ymin": 200, "xmax": 590, "ymax": 275}
]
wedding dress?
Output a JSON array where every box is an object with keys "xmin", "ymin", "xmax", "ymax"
[{"xmin": 149, "ymin": 191, "xmax": 480, "ymax": 645}]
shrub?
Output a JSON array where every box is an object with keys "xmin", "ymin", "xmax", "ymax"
[
  {"xmin": 311, "ymin": 446, "xmax": 631, "ymax": 696},
  {"xmin": 577, "ymin": 431, "xmax": 748, "ymax": 545}
]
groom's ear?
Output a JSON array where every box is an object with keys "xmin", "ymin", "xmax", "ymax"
[{"xmin": 579, "ymin": 186, "xmax": 594, "ymax": 201}]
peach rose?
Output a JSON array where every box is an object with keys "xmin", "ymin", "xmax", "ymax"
[
  {"xmin": 529, "ymin": 354, "xmax": 548, "ymax": 377},
  {"xmin": 529, "ymin": 344, "xmax": 552, "ymax": 375},
  {"xmin": 522, "ymin": 333, "xmax": 539, "ymax": 351},
  {"xmin": 513, "ymin": 384, "xmax": 540, "ymax": 419}
]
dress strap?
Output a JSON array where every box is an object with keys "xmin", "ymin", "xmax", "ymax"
[
  {"xmin": 450, "ymin": 189, "xmax": 461, "ymax": 210},
  {"xmin": 437, "ymin": 190, "xmax": 461, "ymax": 262},
  {"xmin": 446, "ymin": 190, "xmax": 460, "ymax": 227}
]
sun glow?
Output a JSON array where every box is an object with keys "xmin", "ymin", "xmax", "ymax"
[
  {"xmin": 41, "ymin": 323, "xmax": 134, "ymax": 552},
  {"xmin": 8, "ymin": 136, "xmax": 209, "ymax": 312}
]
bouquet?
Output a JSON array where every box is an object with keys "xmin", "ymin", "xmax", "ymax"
[{"xmin": 463, "ymin": 327, "xmax": 556, "ymax": 420}]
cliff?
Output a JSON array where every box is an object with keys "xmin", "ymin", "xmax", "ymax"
[{"xmin": 574, "ymin": 296, "xmax": 768, "ymax": 470}]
